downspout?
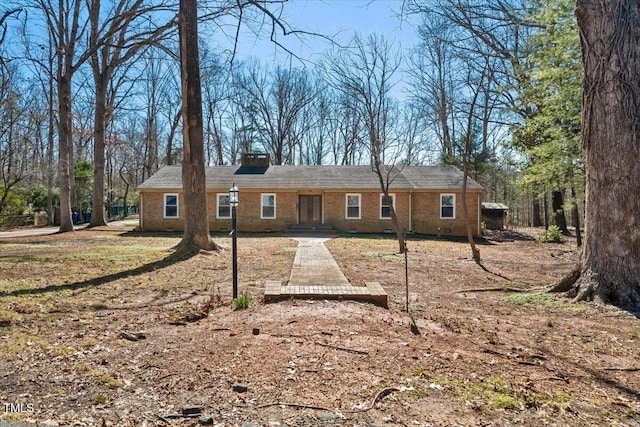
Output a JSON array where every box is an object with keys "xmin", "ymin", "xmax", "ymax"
[
  {"xmin": 139, "ymin": 194, "xmax": 144, "ymax": 231},
  {"xmin": 409, "ymin": 190, "xmax": 413, "ymax": 232},
  {"xmin": 477, "ymin": 192, "xmax": 481, "ymax": 236}
]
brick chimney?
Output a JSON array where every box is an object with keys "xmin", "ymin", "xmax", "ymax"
[{"xmin": 241, "ymin": 153, "xmax": 270, "ymax": 168}]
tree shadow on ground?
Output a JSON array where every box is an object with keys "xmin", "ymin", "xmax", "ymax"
[
  {"xmin": 84, "ymin": 292, "xmax": 204, "ymax": 311},
  {"xmin": 0, "ymin": 250, "xmax": 195, "ymax": 298},
  {"xmin": 335, "ymin": 232, "xmax": 498, "ymax": 246},
  {"xmin": 116, "ymin": 229, "xmax": 183, "ymax": 238},
  {"xmin": 483, "ymin": 229, "xmax": 537, "ymax": 242},
  {"xmin": 538, "ymin": 344, "xmax": 640, "ymax": 401}
]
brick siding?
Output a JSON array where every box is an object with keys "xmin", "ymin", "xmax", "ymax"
[
  {"xmin": 411, "ymin": 191, "xmax": 481, "ymax": 236},
  {"xmin": 140, "ymin": 189, "xmax": 481, "ymax": 236}
]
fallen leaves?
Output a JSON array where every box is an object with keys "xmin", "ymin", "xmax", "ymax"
[{"xmin": 1, "ymin": 229, "xmax": 639, "ymax": 426}]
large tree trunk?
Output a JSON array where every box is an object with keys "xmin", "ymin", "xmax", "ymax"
[
  {"xmin": 372, "ymin": 162, "xmax": 406, "ymax": 254},
  {"xmin": 551, "ymin": 0, "xmax": 640, "ymax": 311},
  {"xmin": 462, "ymin": 148, "xmax": 480, "ymax": 264},
  {"xmin": 551, "ymin": 190, "xmax": 569, "ymax": 235},
  {"xmin": 46, "ymin": 53, "xmax": 56, "ymax": 225},
  {"xmin": 120, "ymin": 172, "xmax": 129, "ymax": 218},
  {"xmin": 532, "ymin": 196, "xmax": 543, "ymax": 227},
  {"xmin": 53, "ymin": 0, "xmax": 83, "ymax": 233},
  {"xmin": 57, "ymin": 76, "xmax": 74, "ymax": 233},
  {"xmin": 387, "ymin": 201, "xmax": 406, "ymax": 254},
  {"xmin": 571, "ymin": 187, "xmax": 582, "ymax": 247},
  {"xmin": 174, "ymin": 0, "xmax": 220, "ymax": 254},
  {"xmin": 543, "ymin": 193, "xmax": 549, "ymax": 230},
  {"xmin": 90, "ymin": 71, "xmax": 108, "ymax": 226}
]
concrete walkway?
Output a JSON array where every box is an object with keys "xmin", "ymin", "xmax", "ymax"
[
  {"xmin": 289, "ymin": 237, "xmax": 350, "ymax": 286},
  {"xmin": 0, "ymin": 219, "xmax": 138, "ymax": 239},
  {"xmin": 264, "ymin": 236, "xmax": 388, "ymax": 307}
]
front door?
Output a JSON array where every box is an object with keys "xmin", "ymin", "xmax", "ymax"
[{"xmin": 299, "ymin": 195, "xmax": 322, "ymax": 225}]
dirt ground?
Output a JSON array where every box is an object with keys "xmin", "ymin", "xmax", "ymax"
[{"xmin": 0, "ymin": 226, "xmax": 638, "ymax": 427}]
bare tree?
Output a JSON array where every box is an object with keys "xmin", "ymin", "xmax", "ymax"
[
  {"xmin": 41, "ymin": 0, "xmax": 84, "ymax": 232},
  {"xmin": 142, "ymin": 53, "xmax": 162, "ymax": 179},
  {"xmin": 26, "ymin": 0, "xmax": 96, "ymax": 232},
  {"xmin": 227, "ymin": 95, "xmax": 258, "ymax": 163},
  {"xmin": 408, "ymin": 16, "xmax": 458, "ymax": 163},
  {"xmin": 300, "ymin": 79, "xmax": 332, "ymax": 165},
  {"xmin": 201, "ymin": 49, "xmax": 229, "ymax": 165},
  {"xmin": 0, "ymin": 64, "xmax": 48, "ymax": 217},
  {"xmin": 459, "ymin": 59, "xmax": 491, "ymax": 264},
  {"xmin": 108, "ymin": 111, "xmax": 147, "ymax": 216},
  {"xmin": 0, "ymin": 66, "xmax": 25, "ymax": 214},
  {"xmin": 550, "ymin": 0, "xmax": 640, "ymax": 311},
  {"xmin": 397, "ymin": 103, "xmax": 429, "ymax": 165},
  {"xmin": 327, "ymin": 33, "xmax": 406, "ymax": 252},
  {"xmin": 233, "ymin": 61, "xmax": 316, "ymax": 165},
  {"xmin": 135, "ymin": 49, "xmax": 182, "ymax": 168},
  {"xmin": 87, "ymin": 0, "xmax": 175, "ymax": 226},
  {"xmin": 331, "ymin": 93, "xmax": 364, "ymax": 165},
  {"xmin": 0, "ymin": 8, "xmax": 22, "ymax": 49},
  {"xmin": 16, "ymin": 10, "xmax": 59, "ymax": 224},
  {"xmin": 174, "ymin": 0, "xmax": 220, "ymax": 253},
  {"xmin": 407, "ymin": 0, "xmax": 563, "ymax": 228}
]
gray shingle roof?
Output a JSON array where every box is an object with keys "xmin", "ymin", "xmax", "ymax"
[
  {"xmin": 481, "ymin": 202, "xmax": 509, "ymax": 210},
  {"xmin": 138, "ymin": 165, "xmax": 483, "ymax": 191}
]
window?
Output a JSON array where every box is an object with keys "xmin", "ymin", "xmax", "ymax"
[
  {"xmin": 441, "ymin": 194, "xmax": 455, "ymax": 219},
  {"xmin": 164, "ymin": 194, "xmax": 178, "ymax": 219},
  {"xmin": 380, "ymin": 193, "xmax": 396, "ymax": 219},
  {"xmin": 346, "ymin": 194, "xmax": 361, "ymax": 219},
  {"xmin": 217, "ymin": 194, "xmax": 231, "ymax": 219},
  {"xmin": 261, "ymin": 194, "xmax": 276, "ymax": 219}
]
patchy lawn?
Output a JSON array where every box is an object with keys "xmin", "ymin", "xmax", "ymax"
[{"xmin": 0, "ymin": 226, "xmax": 638, "ymax": 426}]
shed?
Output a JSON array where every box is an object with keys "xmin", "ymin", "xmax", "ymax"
[{"xmin": 481, "ymin": 202, "xmax": 509, "ymax": 230}]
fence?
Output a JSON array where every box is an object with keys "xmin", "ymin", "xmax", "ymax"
[{"xmin": 0, "ymin": 213, "xmax": 49, "ymax": 228}]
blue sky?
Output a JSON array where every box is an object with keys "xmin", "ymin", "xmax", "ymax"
[
  {"xmin": 212, "ymin": 0, "xmax": 419, "ymax": 67},
  {"xmin": 3, "ymin": 0, "xmax": 420, "ymax": 96},
  {"xmin": 207, "ymin": 0, "xmax": 420, "ymax": 97}
]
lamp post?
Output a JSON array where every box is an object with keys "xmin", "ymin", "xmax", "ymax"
[{"xmin": 229, "ymin": 182, "xmax": 239, "ymax": 300}]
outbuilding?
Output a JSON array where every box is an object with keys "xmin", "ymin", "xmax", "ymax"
[{"xmin": 481, "ymin": 202, "xmax": 509, "ymax": 230}]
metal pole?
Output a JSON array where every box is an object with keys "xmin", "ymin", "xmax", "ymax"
[
  {"xmin": 232, "ymin": 204, "xmax": 238, "ymax": 300},
  {"xmin": 404, "ymin": 230, "xmax": 409, "ymax": 313}
]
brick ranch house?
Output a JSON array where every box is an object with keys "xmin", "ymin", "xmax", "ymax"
[{"xmin": 137, "ymin": 155, "xmax": 483, "ymax": 237}]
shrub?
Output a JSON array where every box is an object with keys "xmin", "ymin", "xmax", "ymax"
[
  {"xmin": 0, "ymin": 187, "xmax": 26, "ymax": 216},
  {"xmin": 537, "ymin": 225, "xmax": 562, "ymax": 243}
]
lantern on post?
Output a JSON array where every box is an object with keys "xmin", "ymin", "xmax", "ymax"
[{"xmin": 229, "ymin": 182, "xmax": 239, "ymax": 300}]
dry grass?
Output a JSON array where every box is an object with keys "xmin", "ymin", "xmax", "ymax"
[{"xmin": 0, "ymin": 226, "xmax": 639, "ymax": 426}]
